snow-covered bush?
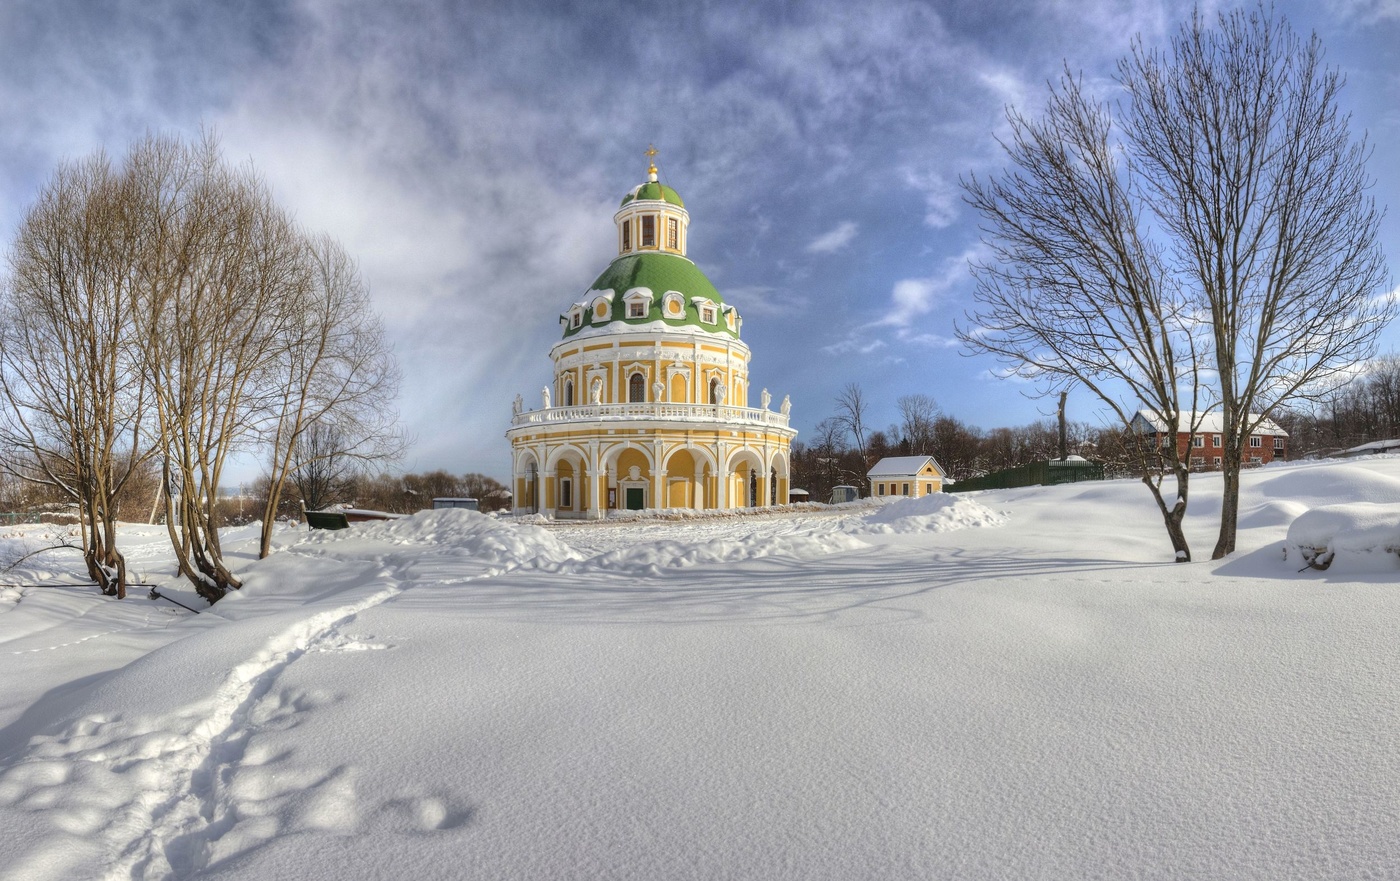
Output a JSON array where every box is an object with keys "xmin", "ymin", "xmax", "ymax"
[{"xmin": 1284, "ymin": 503, "xmax": 1400, "ymax": 572}]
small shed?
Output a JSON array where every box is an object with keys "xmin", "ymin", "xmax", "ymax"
[
  {"xmin": 868, "ymin": 455, "xmax": 945, "ymax": 498},
  {"xmin": 787, "ymin": 488, "xmax": 810, "ymax": 504},
  {"xmin": 830, "ymin": 485, "xmax": 859, "ymax": 504}
]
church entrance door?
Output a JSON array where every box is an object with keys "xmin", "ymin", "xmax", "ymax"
[{"xmin": 625, "ymin": 487, "xmax": 645, "ymax": 510}]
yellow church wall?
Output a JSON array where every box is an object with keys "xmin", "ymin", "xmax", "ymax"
[
  {"xmin": 666, "ymin": 449, "xmax": 696, "ymax": 490},
  {"xmin": 667, "ymin": 477, "xmax": 689, "ymax": 508},
  {"xmin": 614, "ymin": 447, "xmax": 651, "ymax": 480}
]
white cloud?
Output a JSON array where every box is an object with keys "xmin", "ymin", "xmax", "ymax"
[
  {"xmin": 805, "ymin": 221, "xmax": 858, "ymax": 254},
  {"xmin": 1325, "ymin": 0, "xmax": 1400, "ymax": 22},
  {"xmin": 901, "ymin": 332, "xmax": 962, "ymax": 349},
  {"xmin": 901, "ymin": 168, "xmax": 960, "ymax": 229},
  {"xmin": 876, "ymin": 247, "xmax": 981, "ymax": 329},
  {"xmin": 821, "ymin": 337, "xmax": 888, "ymax": 357}
]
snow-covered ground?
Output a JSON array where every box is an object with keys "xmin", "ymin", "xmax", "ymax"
[{"xmin": 1, "ymin": 458, "xmax": 1399, "ymax": 880}]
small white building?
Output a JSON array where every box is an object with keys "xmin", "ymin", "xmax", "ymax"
[{"xmin": 868, "ymin": 456, "xmax": 945, "ymax": 498}]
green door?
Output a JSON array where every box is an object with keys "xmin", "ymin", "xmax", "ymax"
[{"xmin": 625, "ymin": 487, "xmax": 645, "ymax": 510}]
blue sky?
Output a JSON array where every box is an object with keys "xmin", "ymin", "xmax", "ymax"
[{"xmin": 1, "ymin": 0, "xmax": 1397, "ymax": 482}]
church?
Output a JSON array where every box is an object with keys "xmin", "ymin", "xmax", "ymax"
[{"xmin": 506, "ymin": 151, "xmax": 796, "ymax": 518}]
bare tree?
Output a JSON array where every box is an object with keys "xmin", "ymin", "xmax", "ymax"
[
  {"xmin": 834, "ymin": 382, "xmax": 870, "ymax": 470},
  {"xmin": 1121, "ymin": 6, "xmax": 1392, "ymax": 558},
  {"xmin": 931, "ymin": 415, "xmax": 983, "ymax": 482},
  {"xmin": 133, "ymin": 134, "xmax": 303, "ymax": 602},
  {"xmin": 961, "ymin": 67, "xmax": 1206, "ymax": 560},
  {"xmin": 896, "ymin": 393, "xmax": 939, "ymax": 456},
  {"xmin": 0, "ymin": 152, "xmax": 154, "ymax": 596},
  {"xmin": 290, "ymin": 421, "xmax": 357, "ymax": 512},
  {"xmin": 461, "ymin": 473, "xmax": 511, "ymax": 512},
  {"xmin": 258, "ymin": 233, "xmax": 403, "ymax": 557},
  {"xmin": 1, "ymin": 132, "xmax": 401, "ymax": 601}
]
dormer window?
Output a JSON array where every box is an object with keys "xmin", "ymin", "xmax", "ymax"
[
  {"xmin": 571, "ymin": 310, "xmax": 582, "ymax": 329},
  {"xmin": 701, "ymin": 305, "xmax": 716, "ymax": 324},
  {"xmin": 622, "ymin": 219, "xmax": 631, "ymax": 252},
  {"xmin": 641, "ymin": 215, "xmax": 655, "ymax": 248},
  {"xmin": 622, "ymin": 290, "xmax": 653, "ymax": 320},
  {"xmin": 667, "ymin": 217, "xmax": 678, "ymax": 250}
]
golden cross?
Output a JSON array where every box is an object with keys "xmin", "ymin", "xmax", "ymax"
[{"xmin": 645, "ymin": 144, "xmax": 659, "ymax": 175}]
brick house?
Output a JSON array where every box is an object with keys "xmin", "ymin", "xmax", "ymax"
[{"xmin": 1131, "ymin": 410, "xmax": 1289, "ymax": 470}]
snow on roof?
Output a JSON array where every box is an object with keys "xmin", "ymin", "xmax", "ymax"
[
  {"xmin": 1337, "ymin": 438, "xmax": 1400, "ymax": 457},
  {"xmin": 868, "ymin": 455, "xmax": 945, "ymax": 477},
  {"xmin": 1133, "ymin": 410, "xmax": 1288, "ymax": 437}
]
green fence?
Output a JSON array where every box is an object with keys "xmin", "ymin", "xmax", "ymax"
[{"xmin": 949, "ymin": 459, "xmax": 1105, "ymax": 493}]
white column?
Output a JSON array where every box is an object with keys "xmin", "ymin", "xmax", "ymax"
[
  {"xmin": 612, "ymin": 346, "xmax": 620, "ymax": 403},
  {"xmin": 587, "ymin": 444, "xmax": 602, "ymax": 519},
  {"xmin": 653, "ymin": 470, "xmax": 668, "ymax": 509}
]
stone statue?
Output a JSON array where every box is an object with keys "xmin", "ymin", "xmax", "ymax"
[
  {"xmin": 590, "ymin": 378, "xmax": 603, "ymax": 404},
  {"xmin": 715, "ymin": 385, "xmax": 727, "ymax": 404},
  {"xmin": 512, "ymin": 394, "xmax": 523, "ymax": 416},
  {"xmin": 542, "ymin": 387, "xmax": 551, "ymax": 409},
  {"xmin": 761, "ymin": 388, "xmax": 771, "ymax": 409},
  {"xmin": 653, "ymin": 381, "xmax": 664, "ymax": 402},
  {"xmin": 780, "ymin": 394, "xmax": 791, "ymax": 416}
]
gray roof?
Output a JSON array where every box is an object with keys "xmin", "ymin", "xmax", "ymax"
[{"xmin": 868, "ymin": 455, "xmax": 945, "ymax": 477}]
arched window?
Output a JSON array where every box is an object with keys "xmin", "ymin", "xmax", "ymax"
[
  {"xmin": 629, "ymin": 372, "xmax": 646, "ymax": 403},
  {"xmin": 563, "ymin": 379, "xmax": 574, "ymax": 407}
]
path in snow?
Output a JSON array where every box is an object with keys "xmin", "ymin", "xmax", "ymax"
[{"xmin": 0, "ymin": 512, "xmax": 573, "ymax": 881}]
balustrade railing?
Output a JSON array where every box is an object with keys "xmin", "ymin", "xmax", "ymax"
[{"xmin": 510, "ymin": 401, "xmax": 790, "ymax": 429}]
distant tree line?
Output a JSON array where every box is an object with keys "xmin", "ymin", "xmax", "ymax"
[
  {"xmin": 1274, "ymin": 355, "xmax": 1400, "ymax": 455},
  {"xmin": 254, "ymin": 469, "xmax": 512, "ymax": 518},
  {"xmin": 790, "ymin": 388, "xmax": 1106, "ymax": 503},
  {"xmin": 793, "ymin": 352, "xmax": 1400, "ymax": 506}
]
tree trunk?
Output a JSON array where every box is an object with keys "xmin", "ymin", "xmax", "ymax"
[
  {"xmin": 1213, "ymin": 464, "xmax": 1240, "ymax": 559},
  {"xmin": 1057, "ymin": 391, "xmax": 1068, "ymax": 461},
  {"xmin": 1142, "ymin": 471, "xmax": 1191, "ymax": 562}
]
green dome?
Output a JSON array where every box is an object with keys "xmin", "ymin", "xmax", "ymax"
[
  {"xmin": 620, "ymin": 180, "xmax": 685, "ymax": 207},
  {"xmin": 565, "ymin": 252, "xmax": 735, "ymax": 339}
]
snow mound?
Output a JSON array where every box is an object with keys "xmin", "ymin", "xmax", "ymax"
[
  {"xmin": 573, "ymin": 529, "xmax": 868, "ymax": 575},
  {"xmin": 849, "ymin": 493, "xmax": 1006, "ymax": 535},
  {"xmin": 1285, "ymin": 503, "xmax": 1400, "ymax": 573},
  {"xmin": 1255, "ymin": 465, "xmax": 1400, "ymax": 505},
  {"xmin": 1239, "ymin": 499, "xmax": 1310, "ymax": 528},
  {"xmin": 303, "ymin": 508, "xmax": 583, "ymax": 567}
]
